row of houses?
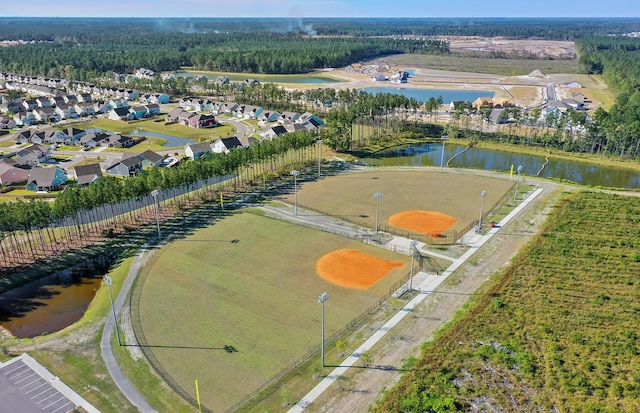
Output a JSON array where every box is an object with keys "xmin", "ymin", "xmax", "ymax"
[{"xmin": 0, "ymin": 147, "xmax": 168, "ymax": 190}]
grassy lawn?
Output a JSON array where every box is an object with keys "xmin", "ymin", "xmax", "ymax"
[
  {"xmin": 134, "ymin": 211, "xmax": 411, "ymax": 412},
  {"xmin": 381, "ymin": 54, "xmax": 581, "ymax": 76},
  {"xmin": 376, "ymin": 191, "xmax": 640, "ymax": 411},
  {"xmin": 0, "ymin": 139, "xmax": 15, "ymax": 147},
  {"xmin": 180, "ymin": 68, "xmax": 346, "ymax": 84},
  {"xmin": 285, "ymin": 170, "xmax": 515, "ymax": 236},
  {"xmin": 66, "ymin": 118, "xmax": 236, "ymax": 148}
]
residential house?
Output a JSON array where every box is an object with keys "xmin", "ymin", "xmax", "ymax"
[
  {"xmin": 165, "ymin": 107, "xmax": 190, "ymax": 123},
  {"xmin": 0, "ymin": 116, "xmax": 16, "ymax": 129},
  {"xmin": 148, "ymin": 93, "xmax": 169, "ymax": 104},
  {"xmin": 0, "ymin": 100, "xmax": 21, "ymax": 114},
  {"xmin": 238, "ymin": 136, "xmax": 257, "ymax": 148},
  {"xmin": 219, "ymin": 102, "xmax": 239, "ymax": 115},
  {"xmin": 259, "ymin": 111, "xmax": 280, "ymax": 123},
  {"xmin": 74, "ymin": 102, "xmax": 96, "ymax": 117},
  {"xmin": 263, "ymin": 125, "xmax": 288, "ymax": 140},
  {"xmin": 129, "ymin": 106, "xmax": 149, "ymax": 120},
  {"xmin": 27, "ymin": 131, "xmax": 47, "ymax": 145},
  {"xmin": 188, "ymin": 114, "xmax": 217, "ymax": 128},
  {"xmin": 94, "ymin": 102, "xmax": 113, "ymax": 114},
  {"xmin": 60, "ymin": 127, "xmax": 87, "ymax": 145},
  {"xmin": 12, "ymin": 129, "xmax": 36, "ymax": 144},
  {"xmin": 26, "ymin": 167, "xmax": 67, "ymax": 191},
  {"xmin": 36, "ymin": 97, "xmax": 52, "ymax": 108},
  {"xmin": 212, "ymin": 136, "xmax": 243, "ymax": 154},
  {"xmin": 77, "ymin": 93, "xmax": 93, "ymax": 103},
  {"xmin": 138, "ymin": 150, "xmax": 164, "ymax": 168},
  {"xmin": 278, "ymin": 111, "xmax": 300, "ymax": 124},
  {"xmin": 108, "ymin": 107, "xmax": 134, "ymax": 121},
  {"xmin": 74, "ymin": 163, "xmax": 103, "ymax": 186},
  {"xmin": 564, "ymin": 81, "xmax": 583, "ymax": 89},
  {"xmin": 63, "ymin": 95, "xmax": 78, "ymax": 105},
  {"xmin": 106, "ymin": 155, "xmax": 143, "ymax": 177},
  {"xmin": 80, "ymin": 132, "xmax": 111, "ymax": 148},
  {"xmin": 185, "ymin": 143, "xmax": 213, "ymax": 160},
  {"xmin": 450, "ymin": 100, "xmax": 471, "ymax": 110},
  {"xmin": 215, "ymin": 76, "xmax": 230, "ymax": 86},
  {"xmin": 108, "ymin": 98, "xmax": 129, "ymax": 110},
  {"xmin": 237, "ymin": 105, "xmax": 263, "ymax": 119},
  {"xmin": 562, "ymin": 98, "xmax": 584, "ymax": 110},
  {"xmin": 54, "ymin": 104, "xmax": 78, "ymax": 120},
  {"xmin": 42, "ymin": 129, "xmax": 68, "ymax": 145},
  {"xmin": 372, "ymin": 73, "xmax": 387, "ymax": 81},
  {"xmin": 13, "ymin": 111, "xmax": 37, "ymax": 126},
  {"xmin": 22, "ymin": 99, "xmax": 38, "ymax": 111},
  {"xmin": 15, "ymin": 144, "xmax": 52, "ymax": 166},
  {"xmin": 473, "ymin": 97, "xmax": 495, "ymax": 110},
  {"xmin": 49, "ymin": 96, "xmax": 66, "ymax": 107},
  {"xmin": 144, "ymin": 103, "xmax": 161, "ymax": 117},
  {"xmin": 0, "ymin": 162, "xmax": 28, "ymax": 185},
  {"xmin": 33, "ymin": 107, "xmax": 59, "ymax": 123},
  {"xmin": 102, "ymin": 134, "xmax": 134, "ymax": 148},
  {"xmin": 296, "ymin": 112, "xmax": 325, "ymax": 130}
]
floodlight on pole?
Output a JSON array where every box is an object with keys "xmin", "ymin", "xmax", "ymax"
[
  {"xmin": 103, "ymin": 275, "xmax": 121, "ymax": 347},
  {"xmin": 151, "ymin": 189, "xmax": 161, "ymax": 240},
  {"xmin": 440, "ymin": 135, "xmax": 448, "ymax": 173},
  {"xmin": 291, "ymin": 169, "xmax": 300, "ymax": 216},
  {"xmin": 317, "ymin": 139, "xmax": 323, "ymax": 180},
  {"xmin": 514, "ymin": 165, "xmax": 523, "ymax": 201},
  {"xmin": 318, "ymin": 292, "xmax": 329, "ymax": 367},
  {"xmin": 478, "ymin": 191, "xmax": 487, "ymax": 232},
  {"xmin": 373, "ymin": 192, "xmax": 384, "ymax": 234},
  {"xmin": 409, "ymin": 240, "xmax": 418, "ymax": 292}
]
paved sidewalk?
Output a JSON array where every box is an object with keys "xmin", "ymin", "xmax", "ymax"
[{"xmin": 288, "ymin": 187, "xmax": 544, "ymax": 412}]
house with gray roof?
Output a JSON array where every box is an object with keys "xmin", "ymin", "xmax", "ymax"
[
  {"xmin": 26, "ymin": 167, "xmax": 67, "ymax": 192},
  {"xmin": 185, "ymin": 143, "xmax": 213, "ymax": 160},
  {"xmin": 106, "ymin": 155, "xmax": 143, "ymax": 177},
  {"xmin": 74, "ymin": 163, "xmax": 103, "ymax": 186}
]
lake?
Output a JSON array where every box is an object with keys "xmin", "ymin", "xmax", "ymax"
[
  {"xmin": 360, "ymin": 143, "xmax": 640, "ymax": 189},
  {"xmin": 357, "ymin": 87, "xmax": 494, "ymax": 104},
  {"xmin": 130, "ymin": 129, "xmax": 195, "ymax": 147}
]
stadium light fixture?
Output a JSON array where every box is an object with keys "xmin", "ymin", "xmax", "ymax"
[
  {"xmin": 151, "ymin": 189, "xmax": 161, "ymax": 240},
  {"xmin": 103, "ymin": 275, "xmax": 121, "ymax": 347},
  {"xmin": 318, "ymin": 292, "xmax": 329, "ymax": 367},
  {"xmin": 317, "ymin": 139, "xmax": 323, "ymax": 180},
  {"xmin": 373, "ymin": 192, "xmax": 384, "ymax": 234},
  {"xmin": 291, "ymin": 169, "xmax": 300, "ymax": 216},
  {"xmin": 514, "ymin": 165, "xmax": 523, "ymax": 201},
  {"xmin": 409, "ymin": 240, "xmax": 418, "ymax": 291},
  {"xmin": 440, "ymin": 135, "xmax": 448, "ymax": 173},
  {"xmin": 478, "ymin": 190, "xmax": 487, "ymax": 232}
]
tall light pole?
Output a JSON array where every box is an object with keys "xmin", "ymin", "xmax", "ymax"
[
  {"xmin": 440, "ymin": 135, "xmax": 448, "ymax": 173},
  {"xmin": 151, "ymin": 189, "xmax": 161, "ymax": 240},
  {"xmin": 373, "ymin": 192, "xmax": 383, "ymax": 234},
  {"xmin": 478, "ymin": 190, "xmax": 487, "ymax": 232},
  {"xmin": 514, "ymin": 165, "xmax": 523, "ymax": 201},
  {"xmin": 318, "ymin": 292, "xmax": 329, "ymax": 367},
  {"xmin": 317, "ymin": 139, "xmax": 323, "ymax": 180},
  {"xmin": 409, "ymin": 240, "xmax": 418, "ymax": 291},
  {"xmin": 103, "ymin": 275, "xmax": 121, "ymax": 347},
  {"xmin": 291, "ymin": 169, "xmax": 299, "ymax": 216}
]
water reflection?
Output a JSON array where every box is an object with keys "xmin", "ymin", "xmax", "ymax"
[
  {"xmin": 0, "ymin": 257, "xmax": 112, "ymax": 338},
  {"xmin": 361, "ymin": 144, "xmax": 640, "ymax": 189}
]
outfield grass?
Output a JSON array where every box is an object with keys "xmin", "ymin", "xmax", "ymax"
[
  {"xmin": 285, "ymin": 170, "xmax": 515, "ymax": 235},
  {"xmin": 135, "ymin": 211, "xmax": 411, "ymax": 412}
]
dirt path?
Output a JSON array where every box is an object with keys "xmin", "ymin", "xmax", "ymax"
[{"xmin": 305, "ymin": 179, "xmax": 565, "ymax": 412}]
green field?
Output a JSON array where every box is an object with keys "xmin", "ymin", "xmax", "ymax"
[
  {"xmin": 284, "ymin": 170, "xmax": 515, "ymax": 237},
  {"xmin": 376, "ymin": 191, "xmax": 640, "ymax": 411},
  {"xmin": 135, "ymin": 211, "xmax": 411, "ymax": 412},
  {"xmin": 180, "ymin": 68, "xmax": 345, "ymax": 84},
  {"xmin": 381, "ymin": 54, "xmax": 581, "ymax": 76}
]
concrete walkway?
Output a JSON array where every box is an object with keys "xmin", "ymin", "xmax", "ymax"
[
  {"xmin": 101, "ymin": 246, "xmax": 158, "ymax": 413},
  {"xmin": 288, "ymin": 187, "xmax": 544, "ymax": 412}
]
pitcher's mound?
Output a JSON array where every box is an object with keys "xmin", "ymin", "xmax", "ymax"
[
  {"xmin": 317, "ymin": 249, "xmax": 404, "ymax": 290},
  {"xmin": 389, "ymin": 210, "xmax": 456, "ymax": 235}
]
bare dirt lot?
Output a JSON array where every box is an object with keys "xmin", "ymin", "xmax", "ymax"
[{"xmin": 447, "ymin": 37, "xmax": 577, "ymax": 59}]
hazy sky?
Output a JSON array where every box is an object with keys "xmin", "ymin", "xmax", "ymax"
[{"xmin": 2, "ymin": 0, "xmax": 640, "ymax": 18}]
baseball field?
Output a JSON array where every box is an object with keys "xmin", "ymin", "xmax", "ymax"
[{"xmin": 133, "ymin": 169, "xmax": 515, "ymax": 411}]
